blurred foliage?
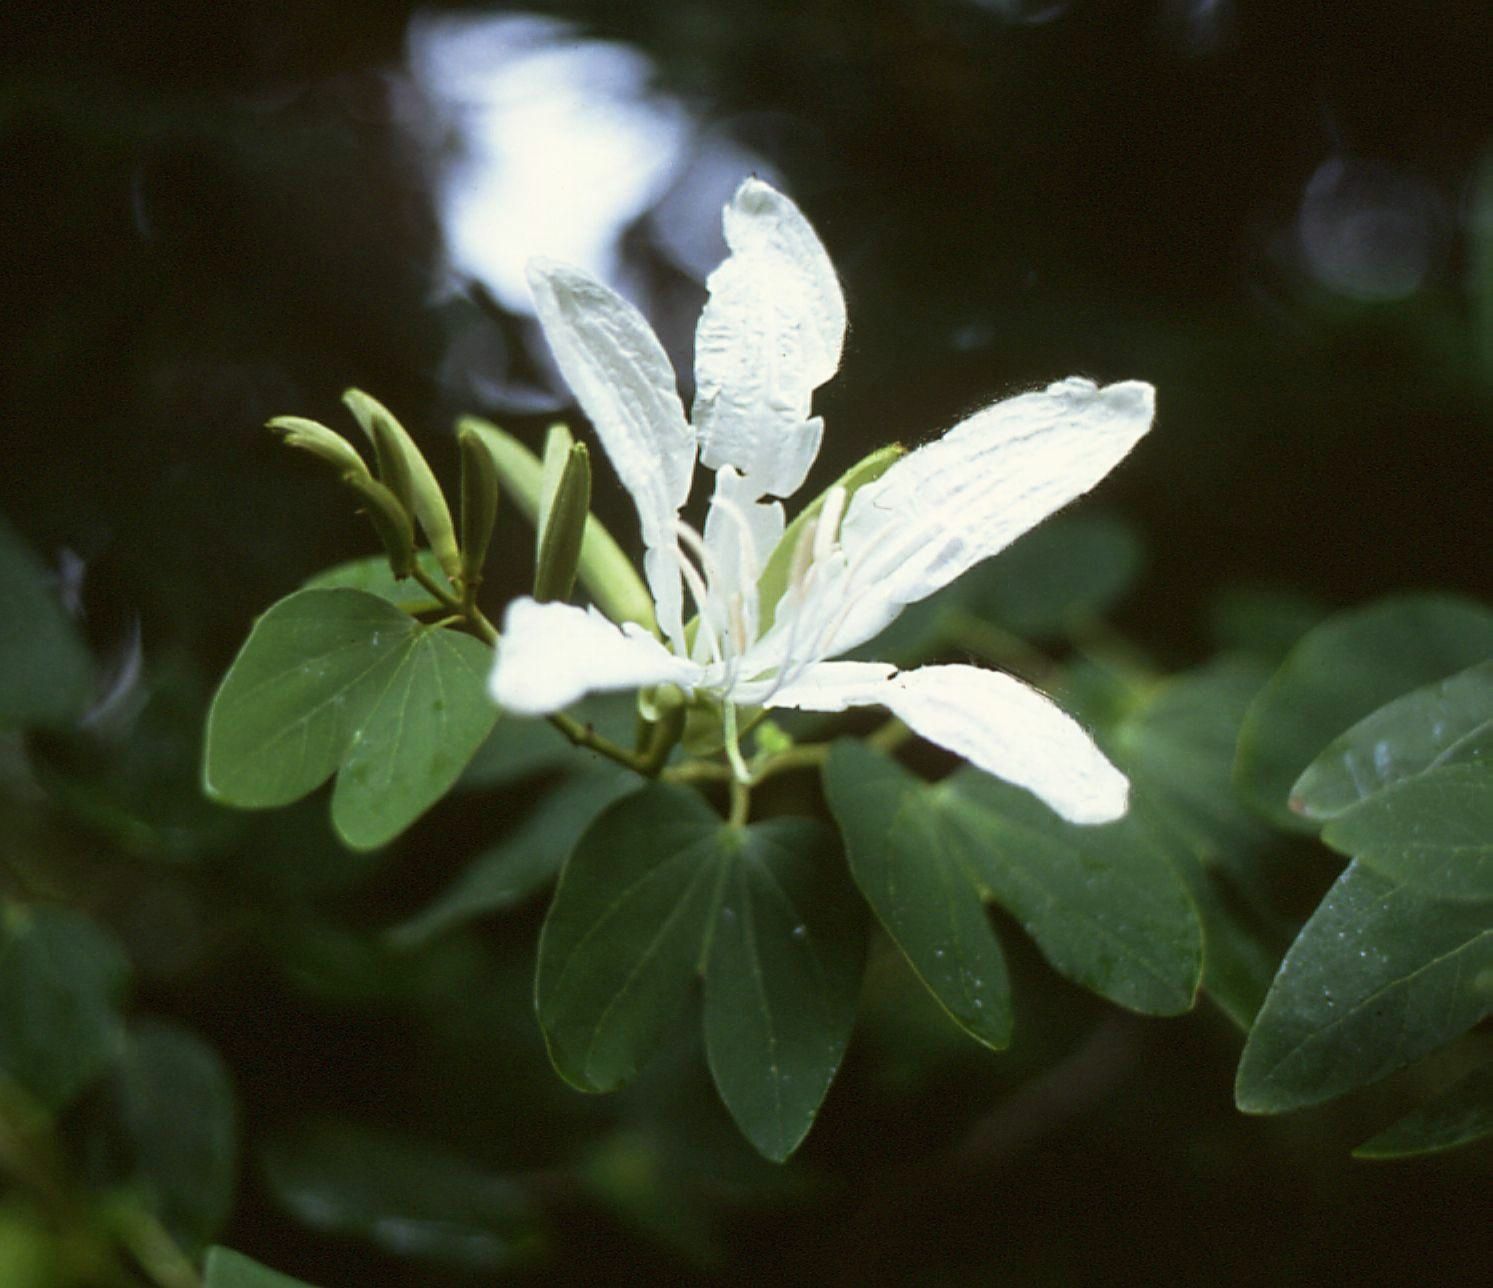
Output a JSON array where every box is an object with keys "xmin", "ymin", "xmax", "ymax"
[{"xmin": 2, "ymin": 1, "xmax": 1491, "ymax": 1284}]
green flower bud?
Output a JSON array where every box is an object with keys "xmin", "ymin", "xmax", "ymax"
[
  {"xmin": 533, "ymin": 442, "xmax": 591, "ymax": 603},
  {"xmin": 340, "ymin": 470, "xmax": 417, "ymax": 579},
  {"xmin": 342, "ymin": 389, "xmax": 462, "ymax": 584},
  {"xmin": 457, "ymin": 423, "xmax": 501, "ymax": 592},
  {"xmin": 267, "ymin": 416, "xmax": 370, "ymax": 478}
]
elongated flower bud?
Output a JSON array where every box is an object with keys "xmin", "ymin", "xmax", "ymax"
[{"xmin": 533, "ymin": 442, "xmax": 591, "ymax": 603}]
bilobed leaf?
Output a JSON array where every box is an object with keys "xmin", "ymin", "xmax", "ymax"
[
  {"xmin": 1321, "ymin": 764, "xmax": 1493, "ymax": 901},
  {"xmin": 204, "ymin": 1247, "xmax": 319, "ymax": 1288},
  {"xmin": 1293, "ymin": 660, "xmax": 1493, "ymax": 820},
  {"xmin": 330, "ymin": 623, "xmax": 498, "ymax": 850},
  {"xmin": 1235, "ymin": 594, "xmax": 1493, "ymax": 829},
  {"xmin": 1353, "ymin": 1062, "xmax": 1493, "ymax": 1159},
  {"xmin": 535, "ymin": 784, "xmax": 729, "ymax": 1093},
  {"xmin": 94, "ymin": 1021, "xmax": 236, "ymax": 1251},
  {"xmin": 823, "ymin": 741, "xmax": 1012, "ymax": 1051},
  {"xmin": 203, "ymin": 589, "xmax": 497, "ymax": 849},
  {"xmin": 390, "ymin": 768, "xmax": 636, "ymax": 947},
  {"xmin": 703, "ymin": 819, "xmax": 865, "ymax": 1161},
  {"xmin": 936, "ymin": 770, "xmax": 1202, "ymax": 1016},
  {"xmin": 0, "ymin": 904, "xmax": 129, "ymax": 1109},
  {"xmin": 1235, "ymin": 860, "xmax": 1493, "ymax": 1113},
  {"xmin": 0, "ymin": 513, "xmax": 92, "ymax": 729}
]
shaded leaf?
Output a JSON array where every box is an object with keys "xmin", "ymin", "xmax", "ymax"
[
  {"xmin": 205, "ymin": 1247, "xmax": 319, "ymax": 1288},
  {"xmin": 1293, "ymin": 660, "xmax": 1493, "ymax": 820},
  {"xmin": 1235, "ymin": 860, "xmax": 1493, "ymax": 1113},
  {"xmin": 536, "ymin": 784, "xmax": 728, "ymax": 1093},
  {"xmin": 0, "ymin": 513, "xmax": 92, "ymax": 729},
  {"xmin": 91, "ymin": 1021, "xmax": 236, "ymax": 1252},
  {"xmin": 0, "ymin": 904, "xmax": 129, "ymax": 1109},
  {"xmin": 703, "ymin": 819, "xmax": 865, "ymax": 1161},
  {"xmin": 302, "ymin": 551, "xmax": 453, "ymax": 613},
  {"xmin": 937, "ymin": 770, "xmax": 1202, "ymax": 1016},
  {"xmin": 458, "ymin": 693, "xmax": 636, "ymax": 790},
  {"xmin": 823, "ymin": 741, "xmax": 1012, "ymax": 1050},
  {"xmin": 261, "ymin": 1122, "xmax": 538, "ymax": 1273},
  {"xmin": 1353, "ymin": 1062, "xmax": 1493, "ymax": 1159},
  {"xmin": 1235, "ymin": 594, "xmax": 1493, "ymax": 829},
  {"xmin": 1322, "ymin": 764, "xmax": 1493, "ymax": 901},
  {"xmin": 390, "ymin": 767, "xmax": 636, "ymax": 947}
]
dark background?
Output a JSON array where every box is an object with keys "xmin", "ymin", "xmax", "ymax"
[{"xmin": 2, "ymin": 2, "xmax": 1490, "ymax": 1283}]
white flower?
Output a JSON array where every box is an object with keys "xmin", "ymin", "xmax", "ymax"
[{"xmin": 490, "ymin": 178, "xmax": 1154, "ymax": 824}]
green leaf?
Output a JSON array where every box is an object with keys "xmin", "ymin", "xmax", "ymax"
[
  {"xmin": 0, "ymin": 513, "xmax": 92, "ymax": 729},
  {"xmin": 703, "ymin": 819, "xmax": 865, "ymax": 1162},
  {"xmin": 1235, "ymin": 860, "xmax": 1493, "ymax": 1113},
  {"xmin": 823, "ymin": 741, "xmax": 1012, "ymax": 1051},
  {"xmin": 535, "ymin": 784, "xmax": 729, "ymax": 1093},
  {"xmin": 1293, "ymin": 660, "xmax": 1493, "ymax": 821},
  {"xmin": 459, "ymin": 693, "xmax": 637, "ymax": 790},
  {"xmin": 1209, "ymin": 586, "xmax": 1327, "ymax": 664},
  {"xmin": 1353, "ymin": 1062, "xmax": 1493, "ymax": 1159},
  {"xmin": 937, "ymin": 771, "xmax": 1202, "ymax": 1016},
  {"xmin": 203, "ymin": 589, "xmax": 497, "ymax": 849},
  {"xmin": 205, "ymin": 1247, "xmax": 320, "ymax": 1288},
  {"xmin": 954, "ymin": 512, "xmax": 1144, "ymax": 638},
  {"xmin": 1235, "ymin": 594, "xmax": 1493, "ymax": 829},
  {"xmin": 390, "ymin": 767, "xmax": 637, "ymax": 947},
  {"xmin": 0, "ymin": 904, "xmax": 129, "ymax": 1109},
  {"xmin": 302, "ymin": 551, "xmax": 453, "ymax": 613},
  {"xmin": 1321, "ymin": 764, "xmax": 1493, "ymax": 901},
  {"xmin": 260, "ymin": 1122, "xmax": 538, "ymax": 1272},
  {"xmin": 92, "ymin": 1021, "xmax": 236, "ymax": 1252}
]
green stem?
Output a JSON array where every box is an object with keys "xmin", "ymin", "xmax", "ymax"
[
  {"xmin": 727, "ymin": 776, "xmax": 751, "ymax": 827},
  {"xmin": 547, "ymin": 711, "xmax": 651, "ymax": 774}
]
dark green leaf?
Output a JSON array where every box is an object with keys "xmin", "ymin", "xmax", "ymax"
[
  {"xmin": 390, "ymin": 767, "xmax": 637, "ymax": 947},
  {"xmin": 204, "ymin": 1247, "xmax": 319, "ymax": 1288},
  {"xmin": 93, "ymin": 1021, "xmax": 236, "ymax": 1251},
  {"xmin": 0, "ymin": 904, "xmax": 129, "ymax": 1109},
  {"xmin": 0, "ymin": 513, "xmax": 92, "ymax": 729},
  {"xmin": 535, "ymin": 784, "xmax": 729, "ymax": 1093},
  {"xmin": 937, "ymin": 771, "xmax": 1202, "ymax": 1016},
  {"xmin": 1321, "ymin": 764, "xmax": 1493, "ymax": 901},
  {"xmin": 1235, "ymin": 860, "xmax": 1493, "ymax": 1113},
  {"xmin": 823, "ymin": 741, "xmax": 1012, "ymax": 1051},
  {"xmin": 1293, "ymin": 660, "xmax": 1493, "ymax": 820},
  {"xmin": 203, "ymin": 589, "xmax": 497, "ymax": 849},
  {"xmin": 1353, "ymin": 1062, "xmax": 1493, "ymax": 1159},
  {"xmin": 301, "ymin": 551, "xmax": 453, "ymax": 613},
  {"xmin": 458, "ymin": 693, "xmax": 636, "ymax": 790},
  {"xmin": 1235, "ymin": 594, "xmax": 1493, "ymax": 829},
  {"xmin": 955, "ymin": 512, "xmax": 1144, "ymax": 638},
  {"xmin": 1209, "ymin": 586, "xmax": 1327, "ymax": 664},
  {"xmin": 261, "ymin": 1122, "xmax": 538, "ymax": 1272},
  {"xmin": 703, "ymin": 819, "xmax": 865, "ymax": 1161}
]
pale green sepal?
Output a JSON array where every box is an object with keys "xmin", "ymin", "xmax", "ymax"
[
  {"xmin": 268, "ymin": 416, "xmax": 371, "ymax": 479},
  {"xmin": 534, "ymin": 443, "xmax": 592, "ymax": 603},
  {"xmin": 457, "ymin": 424, "xmax": 500, "ymax": 590},
  {"xmin": 342, "ymin": 389, "xmax": 462, "ymax": 583},
  {"xmin": 340, "ymin": 471, "xmax": 417, "ymax": 580},
  {"xmin": 757, "ymin": 442, "xmax": 904, "ymax": 634},
  {"xmin": 458, "ymin": 418, "xmax": 655, "ymax": 630}
]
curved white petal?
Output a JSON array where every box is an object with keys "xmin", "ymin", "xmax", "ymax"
[
  {"xmin": 742, "ymin": 659, "xmax": 896, "ymax": 710},
  {"xmin": 490, "ymin": 597, "xmax": 702, "ymax": 717},
  {"xmin": 701, "ymin": 466, "xmax": 785, "ymax": 653},
  {"xmin": 692, "ymin": 178, "xmax": 844, "ymax": 501},
  {"xmin": 827, "ymin": 378, "xmax": 1155, "ymax": 656},
  {"xmin": 884, "ymin": 665, "xmax": 1128, "ymax": 825},
  {"xmin": 527, "ymin": 259, "xmax": 697, "ymax": 644}
]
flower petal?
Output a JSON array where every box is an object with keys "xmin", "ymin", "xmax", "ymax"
[
  {"xmin": 763, "ymin": 660, "xmax": 1129, "ymax": 825},
  {"xmin": 527, "ymin": 258, "xmax": 697, "ymax": 644},
  {"xmin": 692, "ymin": 178, "xmax": 845, "ymax": 501},
  {"xmin": 826, "ymin": 378, "xmax": 1155, "ymax": 655},
  {"xmin": 489, "ymin": 597, "xmax": 702, "ymax": 717}
]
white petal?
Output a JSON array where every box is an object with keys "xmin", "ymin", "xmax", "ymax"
[
  {"xmin": 489, "ymin": 597, "xmax": 701, "ymax": 716},
  {"xmin": 527, "ymin": 259, "xmax": 697, "ymax": 643},
  {"xmin": 829, "ymin": 378, "xmax": 1155, "ymax": 655},
  {"xmin": 884, "ymin": 665, "xmax": 1128, "ymax": 825},
  {"xmin": 743, "ymin": 659, "xmax": 896, "ymax": 710},
  {"xmin": 692, "ymin": 178, "xmax": 844, "ymax": 500},
  {"xmin": 701, "ymin": 467, "xmax": 784, "ymax": 650}
]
